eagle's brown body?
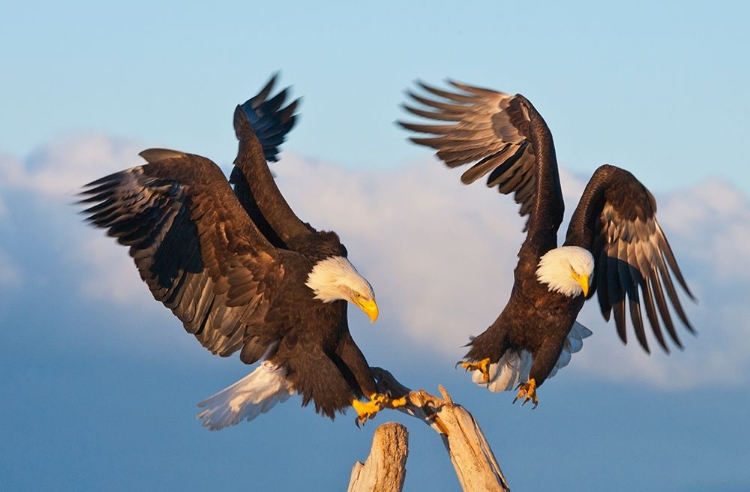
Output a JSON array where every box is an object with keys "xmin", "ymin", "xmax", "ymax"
[{"xmin": 81, "ymin": 76, "xmax": 380, "ymax": 426}]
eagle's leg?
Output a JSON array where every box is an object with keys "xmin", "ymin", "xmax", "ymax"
[
  {"xmin": 336, "ymin": 333, "xmax": 408, "ymax": 426},
  {"xmin": 459, "ymin": 357, "xmax": 491, "ymax": 382},
  {"xmin": 513, "ymin": 379, "xmax": 539, "ymax": 408},
  {"xmin": 352, "ymin": 393, "xmax": 408, "ymax": 426}
]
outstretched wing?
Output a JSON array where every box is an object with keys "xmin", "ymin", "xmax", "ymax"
[
  {"xmin": 566, "ymin": 164, "xmax": 696, "ymax": 353},
  {"xmin": 399, "ymin": 80, "xmax": 564, "ymax": 259},
  {"xmin": 400, "ymin": 81, "xmax": 562, "ymax": 229},
  {"xmin": 79, "ymin": 149, "xmax": 286, "ymax": 363},
  {"xmin": 235, "ymin": 73, "xmax": 300, "ymax": 163},
  {"xmin": 230, "ymin": 74, "xmax": 313, "ymax": 250}
]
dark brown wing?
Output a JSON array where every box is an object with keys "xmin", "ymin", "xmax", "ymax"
[
  {"xmin": 399, "ymin": 80, "xmax": 564, "ymax": 253},
  {"xmin": 79, "ymin": 148, "xmax": 286, "ymax": 362},
  {"xmin": 230, "ymin": 74, "xmax": 313, "ymax": 250},
  {"xmin": 236, "ymin": 73, "xmax": 300, "ymax": 163},
  {"xmin": 566, "ymin": 164, "xmax": 696, "ymax": 353}
]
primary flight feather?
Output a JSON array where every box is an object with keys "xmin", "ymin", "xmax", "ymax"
[{"xmin": 399, "ymin": 80, "xmax": 696, "ymax": 406}]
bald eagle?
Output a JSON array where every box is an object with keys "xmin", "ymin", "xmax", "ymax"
[
  {"xmin": 80, "ymin": 75, "xmax": 401, "ymax": 429},
  {"xmin": 399, "ymin": 80, "xmax": 696, "ymax": 406}
]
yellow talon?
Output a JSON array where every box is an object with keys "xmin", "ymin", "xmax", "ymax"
[
  {"xmin": 459, "ymin": 357, "xmax": 491, "ymax": 382},
  {"xmin": 352, "ymin": 398, "xmax": 382, "ymax": 426},
  {"xmin": 352, "ymin": 393, "xmax": 408, "ymax": 426},
  {"xmin": 389, "ymin": 396, "xmax": 408, "ymax": 408},
  {"xmin": 513, "ymin": 378, "xmax": 539, "ymax": 408}
]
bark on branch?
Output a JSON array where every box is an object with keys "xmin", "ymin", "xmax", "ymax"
[
  {"xmin": 363, "ymin": 367, "xmax": 511, "ymax": 492},
  {"xmin": 347, "ymin": 422, "xmax": 409, "ymax": 492}
]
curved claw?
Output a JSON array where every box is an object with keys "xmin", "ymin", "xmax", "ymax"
[
  {"xmin": 458, "ymin": 357, "xmax": 491, "ymax": 382},
  {"xmin": 352, "ymin": 394, "xmax": 408, "ymax": 427},
  {"xmin": 513, "ymin": 379, "xmax": 539, "ymax": 409}
]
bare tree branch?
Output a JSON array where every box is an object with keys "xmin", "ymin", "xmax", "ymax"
[
  {"xmin": 372, "ymin": 367, "xmax": 511, "ymax": 492},
  {"xmin": 348, "ymin": 422, "xmax": 409, "ymax": 492}
]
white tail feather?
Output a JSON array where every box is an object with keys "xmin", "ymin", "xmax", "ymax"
[
  {"xmin": 472, "ymin": 321, "xmax": 593, "ymax": 392},
  {"xmin": 472, "ymin": 351, "xmax": 533, "ymax": 392},
  {"xmin": 196, "ymin": 361, "xmax": 294, "ymax": 430}
]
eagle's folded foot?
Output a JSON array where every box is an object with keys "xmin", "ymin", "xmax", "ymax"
[
  {"xmin": 458, "ymin": 357, "xmax": 491, "ymax": 382},
  {"xmin": 513, "ymin": 379, "xmax": 539, "ymax": 409},
  {"xmin": 352, "ymin": 393, "xmax": 407, "ymax": 427}
]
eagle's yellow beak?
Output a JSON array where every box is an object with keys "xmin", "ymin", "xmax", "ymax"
[
  {"xmin": 573, "ymin": 273, "xmax": 590, "ymax": 297},
  {"xmin": 355, "ymin": 298, "xmax": 379, "ymax": 323}
]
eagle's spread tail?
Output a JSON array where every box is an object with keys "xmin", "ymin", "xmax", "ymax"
[
  {"xmin": 471, "ymin": 322, "xmax": 592, "ymax": 392},
  {"xmin": 196, "ymin": 361, "xmax": 294, "ymax": 430}
]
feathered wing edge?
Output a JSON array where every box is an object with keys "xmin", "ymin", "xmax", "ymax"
[
  {"xmin": 567, "ymin": 164, "xmax": 696, "ymax": 355},
  {"xmin": 471, "ymin": 322, "xmax": 593, "ymax": 392},
  {"xmin": 78, "ymin": 150, "xmax": 279, "ymax": 360},
  {"xmin": 233, "ymin": 73, "xmax": 300, "ymax": 163},
  {"xmin": 230, "ymin": 73, "xmax": 313, "ymax": 248},
  {"xmin": 196, "ymin": 360, "xmax": 294, "ymax": 431},
  {"xmin": 398, "ymin": 80, "xmax": 563, "ymax": 233},
  {"xmin": 596, "ymin": 216, "xmax": 696, "ymax": 354}
]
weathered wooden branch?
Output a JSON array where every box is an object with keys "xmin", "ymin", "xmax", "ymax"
[
  {"xmin": 347, "ymin": 422, "xmax": 409, "ymax": 492},
  {"xmin": 366, "ymin": 367, "xmax": 510, "ymax": 492}
]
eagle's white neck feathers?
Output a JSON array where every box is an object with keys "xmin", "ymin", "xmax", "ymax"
[
  {"xmin": 536, "ymin": 246, "xmax": 594, "ymax": 297},
  {"xmin": 305, "ymin": 256, "xmax": 374, "ymax": 303}
]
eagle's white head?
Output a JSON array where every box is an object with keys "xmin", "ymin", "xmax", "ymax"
[
  {"xmin": 536, "ymin": 246, "xmax": 595, "ymax": 298},
  {"xmin": 305, "ymin": 256, "xmax": 378, "ymax": 322}
]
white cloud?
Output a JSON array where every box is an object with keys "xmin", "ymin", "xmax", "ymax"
[
  {"xmin": 0, "ymin": 135, "xmax": 153, "ymax": 305},
  {"xmin": 0, "ymin": 248, "xmax": 23, "ymax": 288},
  {"xmin": 6, "ymin": 135, "xmax": 749, "ymax": 390},
  {"xmin": 0, "ymin": 134, "xmax": 143, "ymax": 198},
  {"xmin": 658, "ymin": 179, "xmax": 750, "ymax": 283},
  {"xmin": 78, "ymin": 232, "xmax": 157, "ymax": 305},
  {"xmin": 273, "ymin": 155, "xmax": 525, "ymax": 354}
]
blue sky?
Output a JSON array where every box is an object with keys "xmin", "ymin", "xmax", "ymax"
[{"xmin": 2, "ymin": 1, "xmax": 750, "ymax": 491}]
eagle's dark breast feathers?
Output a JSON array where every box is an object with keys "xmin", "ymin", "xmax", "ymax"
[{"xmin": 466, "ymin": 252, "xmax": 586, "ymax": 386}]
